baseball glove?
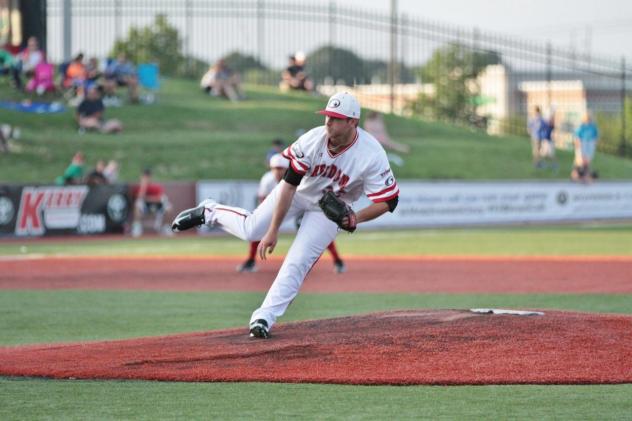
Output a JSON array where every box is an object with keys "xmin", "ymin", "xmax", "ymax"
[{"xmin": 318, "ymin": 191, "xmax": 357, "ymax": 233}]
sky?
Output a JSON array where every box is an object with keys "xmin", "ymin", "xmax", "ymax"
[{"xmin": 344, "ymin": 0, "xmax": 632, "ymax": 62}]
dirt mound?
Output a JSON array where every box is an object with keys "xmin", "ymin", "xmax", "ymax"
[{"xmin": 1, "ymin": 310, "xmax": 631, "ymax": 385}]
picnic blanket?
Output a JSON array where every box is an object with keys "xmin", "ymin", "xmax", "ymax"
[{"xmin": 0, "ymin": 100, "xmax": 66, "ymax": 113}]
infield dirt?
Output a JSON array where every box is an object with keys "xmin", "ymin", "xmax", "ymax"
[{"xmin": 1, "ymin": 256, "xmax": 631, "ymax": 385}]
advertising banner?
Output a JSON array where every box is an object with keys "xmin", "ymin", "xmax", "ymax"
[
  {"xmin": 197, "ymin": 180, "xmax": 632, "ymax": 230},
  {"xmin": 357, "ymin": 181, "xmax": 632, "ymax": 228},
  {"xmin": 0, "ymin": 184, "xmax": 130, "ymax": 237}
]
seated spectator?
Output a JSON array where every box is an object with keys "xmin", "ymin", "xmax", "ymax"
[
  {"xmin": 103, "ymin": 159, "xmax": 119, "ymax": 183},
  {"xmin": 63, "ymin": 53, "xmax": 87, "ymax": 92},
  {"xmin": 363, "ymin": 111, "xmax": 410, "ymax": 153},
  {"xmin": 0, "ymin": 47, "xmax": 20, "ymax": 88},
  {"xmin": 200, "ymin": 59, "xmax": 244, "ymax": 101},
  {"xmin": 55, "ymin": 151, "xmax": 85, "ymax": 185},
  {"xmin": 0, "ymin": 47, "xmax": 15, "ymax": 74},
  {"xmin": 14, "ymin": 36, "xmax": 44, "ymax": 90},
  {"xmin": 265, "ymin": 138, "xmax": 286, "ymax": 165},
  {"xmin": 25, "ymin": 61, "xmax": 56, "ymax": 95},
  {"xmin": 131, "ymin": 168, "xmax": 173, "ymax": 237},
  {"xmin": 0, "ymin": 124, "xmax": 20, "ymax": 154},
  {"xmin": 76, "ymin": 85, "xmax": 123, "ymax": 134},
  {"xmin": 85, "ymin": 160, "xmax": 109, "ymax": 186},
  {"xmin": 280, "ymin": 52, "xmax": 314, "ymax": 92},
  {"xmin": 85, "ymin": 57, "xmax": 102, "ymax": 84},
  {"xmin": 104, "ymin": 53, "xmax": 139, "ymax": 103}
]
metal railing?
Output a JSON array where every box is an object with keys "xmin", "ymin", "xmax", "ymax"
[{"xmin": 46, "ymin": 0, "xmax": 630, "ymax": 156}]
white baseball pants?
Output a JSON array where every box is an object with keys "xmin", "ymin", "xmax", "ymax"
[{"xmin": 203, "ymin": 184, "xmax": 340, "ymax": 330}]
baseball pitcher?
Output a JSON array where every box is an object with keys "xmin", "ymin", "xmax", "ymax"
[{"xmin": 172, "ymin": 92, "xmax": 399, "ymax": 338}]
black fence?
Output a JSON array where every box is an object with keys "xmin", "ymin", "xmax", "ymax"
[{"xmin": 46, "ymin": 0, "xmax": 630, "ymax": 156}]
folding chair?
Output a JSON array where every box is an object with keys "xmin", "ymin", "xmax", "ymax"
[{"xmin": 137, "ymin": 63, "xmax": 160, "ymax": 104}]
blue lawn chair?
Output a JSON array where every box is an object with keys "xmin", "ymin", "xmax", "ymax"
[{"xmin": 137, "ymin": 63, "xmax": 160, "ymax": 103}]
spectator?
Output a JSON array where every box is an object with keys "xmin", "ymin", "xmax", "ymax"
[
  {"xmin": 280, "ymin": 52, "xmax": 314, "ymax": 92},
  {"xmin": 14, "ymin": 36, "xmax": 44, "ymax": 90},
  {"xmin": 527, "ymin": 106, "xmax": 545, "ymax": 168},
  {"xmin": 538, "ymin": 108, "xmax": 558, "ymax": 171},
  {"xmin": 0, "ymin": 47, "xmax": 20, "ymax": 88},
  {"xmin": 25, "ymin": 60, "xmax": 56, "ymax": 96},
  {"xmin": 265, "ymin": 138, "xmax": 286, "ymax": 165},
  {"xmin": 200, "ymin": 59, "xmax": 244, "ymax": 101},
  {"xmin": 85, "ymin": 57, "xmax": 103, "ymax": 85},
  {"xmin": 85, "ymin": 160, "xmax": 109, "ymax": 186},
  {"xmin": 55, "ymin": 151, "xmax": 85, "ymax": 185},
  {"xmin": 0, "ymin": 124, "xmax": 20, "ymax": 154},
  {"xmin": 63, "ymin": 53, "xmax": 87, "ymax": 92},
  {"xmin": 572, "ymin": 111, "xmax": 600, "ymax": 183},
  {"xmin": 0, "ymin": 125, "xmax": 8, "ymax": 154},
  {"xmin": 104, "ymin": 53, "xmax": 139, "ymax": 103},
  {"xmin": 131, "ymin": 168, "xmax": 173, "ymax": 237},
  {"xmin": 363, "ymin": 111, "xmax": 410, "ymax": 153},
  {"xmin": 76, "ymin": 85, "xmax": 123, "ymax": 134},
  {"xmin": 103, "ymin": 160, "xmax": 119, "ymax": 184},
  {"xmin": 236, "ymin": 153, "xmax": 346, "ymax": 273}
]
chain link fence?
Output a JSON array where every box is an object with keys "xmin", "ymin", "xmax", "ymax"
[{"xmin": 47, "ymin": 0, "xmax": 630, "ymax": 156}]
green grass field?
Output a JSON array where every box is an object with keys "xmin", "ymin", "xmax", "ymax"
[
  {"xmin": 2, "ymin": 225, "xmax": 632, "ymax": 257},
  {"xmin": 2, "ymin": 77, "xmax": 632, "ymax": 183},
  {"xmin": 1, "ymin": 226, "xmax": 631, "ymax": 420}
]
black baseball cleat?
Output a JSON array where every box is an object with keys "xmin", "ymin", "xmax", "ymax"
[
  {"xmin": 334, "ymin": 259, "xmax": 346, "ymax": 274},
  {"xmin": 171, "ymin": 199, "xmax": 216, "ymax": 232},
  {"xmin": 249, "ymin": 319, "xmax": 270, "ymax": 339},
  {"xmin": 237, "ymin": 258, "xmax": 258, "ymax": 273}
]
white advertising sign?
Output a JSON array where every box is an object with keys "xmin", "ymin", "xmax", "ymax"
[
  {"xmin": 198, "ymin": 180, "xmax": 632, "ymax": 230},
  {"xmin": 358, "ymin": 181, "xmax": 632, "ymax": 228}
]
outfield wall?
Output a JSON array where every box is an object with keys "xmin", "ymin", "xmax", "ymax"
[
  {"xmin": 198, "ymin": 180, "xmax": 632, "ymax": 230},
  {"xmin": 2, "ymin": 181, "xmax": 631, "ymax": 237}
]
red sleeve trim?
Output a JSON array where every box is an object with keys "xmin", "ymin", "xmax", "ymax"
[
  {"xmin": 290, "ymin": 160, "xmax": 307, "ymax": 175},
  {"xmin": 371, "ymin": 191, "xmax": 399, "ymax": 203},
  {"xmin": 367, "ymin": 182, "xmax": 398, "ymax": 198},
  {"xmin": 285, "ymin": 147, "xmax": 309, "ymax": 171}
]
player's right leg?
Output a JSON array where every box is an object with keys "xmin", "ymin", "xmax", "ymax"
[{"xmin": 172, "ymin": 184, "xmax": 301, "ymax": 242}]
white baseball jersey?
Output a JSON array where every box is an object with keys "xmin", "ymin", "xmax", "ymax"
[
  {"xmin": 201, "ymin": 125, "xmax": 398, "ymax": 333},
  {"xmin": 257, "ymin": 171, "xmax": 278, "ymax": 199},
  {"xmin": 282, "ymin": 126, "xmax": 399, "ymax": 206}
]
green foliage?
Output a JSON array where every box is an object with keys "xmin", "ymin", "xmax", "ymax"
[
  {"xmin": 242, "ymin": 68, "xmax": 280, "ymax": 85},
  {"xmin": 413, "ymin": 43, "xmax": 501, "ymax": 123},
  {"xmin": 595, "ymin": 96, "xmax": 632, "ymax": 158},
  {"xmin": 184, "ymin": 55, "xmax": 211, "ymax": 79},
  {"xmin": 307, "ymin": 45, "xmax": 366, "ymax": 85},
  {"xmin": 223, "ymin": 51, "xmax": 267, "ymax": 74},
  {"xmin": 500, "ymin": 114, "xmax": 529, "ymax": 137},
  {"xmin": 306, "ymin": 45, "xmax": 414, "ymax": 85},
  {"xmin": 110, "ymin": 14, "xmax": 184, "ymax": 77}
]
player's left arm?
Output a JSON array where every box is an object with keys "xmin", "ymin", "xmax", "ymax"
[
  {"xmin": 355, "ymin": 201, "xmax": 391, "ymax": 223},
  {"xmin": 359, "ymin": 151, "xmax": 399, "ymax": 225}
]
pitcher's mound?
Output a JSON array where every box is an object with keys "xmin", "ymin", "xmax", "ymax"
[{"xmin": 1, "ymin": 310, "xmax": 631, "ymax": 385}]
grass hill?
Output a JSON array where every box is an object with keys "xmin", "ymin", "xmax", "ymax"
[{"xmin": 2, "ymin": 78, "xmax": 632, "ymax": 183}]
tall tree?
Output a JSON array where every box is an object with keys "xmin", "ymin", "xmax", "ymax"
[
  {"xmin": 417, "ymin": 43, "xmax": 501, "ymax": 122},
  {"xmin": 110, "ymin": 14, "xmax": 184, "ymax": 77}
]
